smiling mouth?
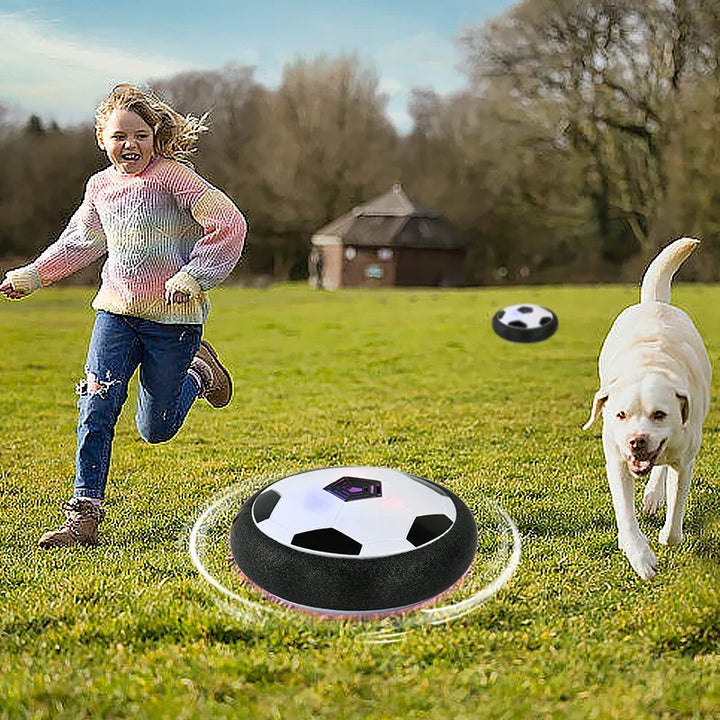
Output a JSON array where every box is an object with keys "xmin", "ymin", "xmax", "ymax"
[
  {"xmin": 121, "ymin": 152, "xmax": 141, "ymax": 162},
  {"xmin": 626, "ymin": 439, "xmax": 666, "ymax": 477}
]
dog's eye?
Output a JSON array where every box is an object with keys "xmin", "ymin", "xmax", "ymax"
[
  {"xmin": 616, "ymin": 411, "xmax": 628, "ymax": 420},
  {"xmin": 652, "ymin": 410, "xmax": 667, "ymax": 421}
]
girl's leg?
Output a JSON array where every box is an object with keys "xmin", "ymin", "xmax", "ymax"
[
  {"xmin": 134, "ymin": 321, "xmax": 202, "ymax": 443},
  {"xmin": 74, "ymin": 311, "xmax": 142, "ymax": 500}
]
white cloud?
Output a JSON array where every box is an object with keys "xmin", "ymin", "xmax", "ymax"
[
  {"xmin": 386, "ymin": 104, "xmax": 413, "ymax": 135},
  {"xmin": 0, "ymin": 12, "xmax": 194, "ymax": 124},
  {"xmin": 372, "ymin": 32, "xmax": 468, "ymax": 135},
  {"xmin": 379, "ymin": 77, "xmax": 407, "ymax": 96},
  {"xmin": 0, "ymin": 11, "xmax": 471, "ymax": 133},
  {"xmin": 374, "ymin": 32, "xmax": 467, "ymax": 93}
]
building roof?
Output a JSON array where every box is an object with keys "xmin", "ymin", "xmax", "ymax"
[
  {"xmin": 359, "ymin": 184, "xmax": 440, "ymax": 218},
  {"xmin": 312, "ymin": 184, "xmax": 466, "ymax": 250}
]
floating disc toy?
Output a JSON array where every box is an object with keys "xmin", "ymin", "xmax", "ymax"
[
  {"xmin": 492, "ymin": 303, "xmax": 558, "ymax": 343},
  {"xmin": 229, "ymin": 466, "xmax": 478, "ymax": 616}
]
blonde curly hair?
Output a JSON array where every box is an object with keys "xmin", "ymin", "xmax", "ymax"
[{"xmin": 95, "ymin": 83, "xmax": 208, "ymax": 165}]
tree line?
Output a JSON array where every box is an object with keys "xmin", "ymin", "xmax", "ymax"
[{"xmin": 3, "ymin": 0, "xmax": 720, "ymax": 284}]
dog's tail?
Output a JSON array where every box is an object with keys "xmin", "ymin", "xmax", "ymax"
[{"xmin": 640, "ymin": 237, "xmax": 700, "ymax": 304}]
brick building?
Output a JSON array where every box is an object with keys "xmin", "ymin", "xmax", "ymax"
[{"xmin": 309, "ymin": 185, "xmax": 467, "ymax": 289}]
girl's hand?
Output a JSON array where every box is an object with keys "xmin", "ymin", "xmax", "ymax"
[
  {"xmin": 0, "ymin": 277, "xmax": 26, "ymax": 299},
  {"xmin": 1, "ymin": 266, "xmax": 41, "ymax": 298},
  {"xmin": 164, "ymin": 270, "xmax": 201, "ymax": 305},
  {"xmin": 166, "ymin": 290, "xmax": 191, "ymax": 304}
]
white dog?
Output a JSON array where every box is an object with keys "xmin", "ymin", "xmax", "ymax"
[{"xmin": 584, "ymin": 238, "xmax": 711, "ymax": 580}]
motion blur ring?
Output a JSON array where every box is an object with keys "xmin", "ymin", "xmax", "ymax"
[{"xmin": 188, "ymin": 471, "xmax": 521, "ymax": 643}]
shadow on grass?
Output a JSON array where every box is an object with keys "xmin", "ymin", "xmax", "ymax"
[{"xmin": 651, "ymin": 607, "xmax": 720, "ymax": 657}]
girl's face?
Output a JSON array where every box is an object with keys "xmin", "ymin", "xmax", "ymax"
[{"xmin": 97, "ymin": 108, "xmax": 154, "ymax": 175}]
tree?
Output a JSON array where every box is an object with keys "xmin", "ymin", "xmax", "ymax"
[
  {"xmin": 249, "ymin": 54, "xmax": 399, "ymax": 279},
  {"xmin": 0, "ymin": 124, "xmax": 103, "ymax": 257},
  {"xmin": 24, "ymin": 114, "xmax": 45, "ymax": 136},
  {"xmin": 152, "ymin": 63, "xmax": 260, "ymax": 191},
  {"xmin": 459, "ymin": 0, "xmax": 714, "ymax": 264},
  {"xmin": 151, "ymin": 57, "xmax": 400, "ymax": 279},
  {"xmin": 401, "ymin": 85, "xmax": 593, "ymax": 282}
]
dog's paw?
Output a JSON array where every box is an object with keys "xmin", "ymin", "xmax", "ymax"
[
  {"xmin": 623, "ymin": 544, "xmax": 658, "ymax": 580},
  {"xmin": 643, "ymin": 486, "xmax": 665, "ymax": 516},
  {"xmin": 659, "ymin": 526, "xmax": 683, "ymax": 546},
  {"xmin": 643, "ymin": 467, "xmax": 667, "ymax": 516}
]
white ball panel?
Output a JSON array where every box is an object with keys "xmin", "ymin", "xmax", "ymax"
[
  {"xmin": 266, "ymin": 484, "xmax": 343, "ymax": 532},
  {"xmin": 255, "ymin": 518, "xmax": 294, "ymax": 545},
  {"xmin": 253, "ymin": 467, "xmax": 458, "ymax": 558},
  {"xmin": 359, "ymin": 538, "xmax": 415, "ymax": 557},
  {"xmin": 332, "ymin": 473, "xmax": 456, "ymax": 549},
  {"xmin": 333, "ymin": 498, "xmax": 414, "ymax": 545},
  {"xmin": 438, "ymin": 495, "xmax": 457, "ymax": 519},
  {"xmin": 499, "ymin": 304, "xmax": 553, "ymax": 330}
]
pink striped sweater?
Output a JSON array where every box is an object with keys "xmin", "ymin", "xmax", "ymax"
[{"xmin": 31, "ymin": 157, "xmax": 246, "ymax": 324}]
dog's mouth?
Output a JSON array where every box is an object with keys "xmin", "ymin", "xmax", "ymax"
[{"xmin": 626, "ymin": 439, "xmax": 666, "ymax": 477}]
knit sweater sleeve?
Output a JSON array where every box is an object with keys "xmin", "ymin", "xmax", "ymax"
[
  {"xmin": 168, "ymin": 163, "xmax": 247, "ymax": 290},
  {"xmin": 32, "ymin": 175, "xmax": 108, "ymax": 285}
]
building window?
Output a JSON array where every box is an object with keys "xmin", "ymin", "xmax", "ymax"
[{"xmin": 364, "ymin": 265, "xmax": 384, "ymax": 279}]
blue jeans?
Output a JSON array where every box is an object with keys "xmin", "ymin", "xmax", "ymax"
[{"xmin": 74, "ymin": 311, "xmax": 202, "ymax": 499}]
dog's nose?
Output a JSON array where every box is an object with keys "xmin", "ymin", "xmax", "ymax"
[{"xmin": 629, "ymin": 435, "xmax": 648, "ymax": 451}]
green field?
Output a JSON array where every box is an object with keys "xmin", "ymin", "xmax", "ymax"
[{"xmin": 1, "ymin": 284, "xmax": 719, "ymax": 719}]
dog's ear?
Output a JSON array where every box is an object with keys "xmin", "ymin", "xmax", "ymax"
[
  {"xmin": 676, "ymin": 392, "xmax": 690, "ymax": 425},
  {"xmin": 583, "ymin": 389, "xmax": 608, "ymax": 429}
]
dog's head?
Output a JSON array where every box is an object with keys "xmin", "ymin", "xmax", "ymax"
[{"xmin": 584, "ymin": 372, "xmax": 689, "ymax": 477}]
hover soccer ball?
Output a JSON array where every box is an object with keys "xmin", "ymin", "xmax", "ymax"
[
  {"xmin": 229, "ymin": 466, "xmax": 478, "ymax": 616},
  {"xmin": 492, "ymin": 303, "xmax": 558, "ymax": 343}
]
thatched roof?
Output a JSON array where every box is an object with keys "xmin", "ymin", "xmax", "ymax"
[{"xmin": 312, "ymin": 185, "xmax": 466, "ymax": 250}]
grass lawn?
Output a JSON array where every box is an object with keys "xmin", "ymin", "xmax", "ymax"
[{"xmin": 1, "ymin": 283, "xmax": 719, "ymax": 719}]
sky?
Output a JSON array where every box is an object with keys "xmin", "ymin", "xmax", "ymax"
[{"xmin": 0, "ymin": 0, "xmax": 517, "ymax": 133}]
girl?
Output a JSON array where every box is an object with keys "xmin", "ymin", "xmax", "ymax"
[{"xmin": 0, "ymin": 84, "xmax": 247, "ymax": 548}]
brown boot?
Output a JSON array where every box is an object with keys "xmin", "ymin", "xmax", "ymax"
[
  {"xmin": 38, "ymin": 498, "xmax": 104, "ymax": 549},
  {"xmin": 190, "ymin": 340, "xmax": 233, "ymax": 408}
]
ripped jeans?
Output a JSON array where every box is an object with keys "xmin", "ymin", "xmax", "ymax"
[{"xmin": 74, "ymin": 310, "xmax": 202, "ymax": 499}]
